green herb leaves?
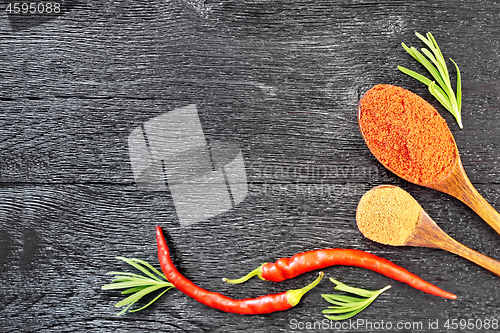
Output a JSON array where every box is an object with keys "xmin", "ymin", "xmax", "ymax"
[
  {"xmin": 321, "ymin": 278, "xmax": 390, "ymax": 320},
  {"xmin": 102, "ymin": 256, "xmax": 174, "ymax": 316},
  {"xmin": 398, "ymin": 32, "xmax": 463, "ymax": 129}
]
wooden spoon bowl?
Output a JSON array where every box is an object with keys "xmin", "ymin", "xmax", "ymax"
[{"xmin": 358, "ymin": 84, "xmax": 500, "ymax": 235}]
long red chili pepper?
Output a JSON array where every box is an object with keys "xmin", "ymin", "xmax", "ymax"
[
  {"xmin": 155, "ymin": 226, "xmax": 323, "ymax": 315},
  {"xmin": 223, "ymin": 248, "xmax": 457, "ymax": 300}
]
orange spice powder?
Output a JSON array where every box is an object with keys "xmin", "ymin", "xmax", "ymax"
[{"xmin": 358, "ymin": 84, "xmax": 457, "ymax": 184}]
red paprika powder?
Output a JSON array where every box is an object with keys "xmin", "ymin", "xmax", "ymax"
[{"xmin": 358, "ymin": 84, "xmax": 457, "ymax": 184}]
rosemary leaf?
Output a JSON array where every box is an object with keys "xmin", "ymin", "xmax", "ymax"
[
  {"xmin": 129, "ymin": 287, "xmax": 174, "ymax": 313},
  {"xmin": 322, "ymin": 294, "xmax": 366, "ymax": 304},
  {"xmin": 115, "ymin": 284, "xmax": 167, "ymax": 308},
  {"xmin": 323, "ymin": 300, "xmax": 374, "ymax": 321},
  {"xmin": 329, "ymin": 278, "xmax": 378, "ymax": 298},
  {"xmin": 450, "ymin": 58, "xmax": 463, "ymax": 128},
  {"xmin": 428, "ymin": 33, "xmax": 449, "ymax": 81},
  {"xmin": 398, "ymin": 66, "xmax": 433, "ymax": 86},
  {"xmin": 409, "ymin": 47, "xmax": 447, "ymax": 88},
  {"xmin": 401, "ymin": 43, "xmax": 418, "ymax": 62},
  {"xmin": 415, "ymin": 32, "xmax": 436, "ymax": 53},
  {"xmin": 102, "ymin": 257, "xmax": 175, "ymax": 315},
  {"xmin": 429, "ymin": 82, "xmax": 454, "ymax": 112},
  {"xmin": 121, "ymin": 286, "xmax": 149, "ymax": 295},
  {"xmin": 421, "ymin": 48, "xmax": 443, "ymax": 74},
  {"xmin": 116, "ymin": 256, "xmax": 164, "ymax": 282},
  {"xmin": 102, "ymin": 280, "xmax": 160, "ymax": 290},
  {"xmin": 321, "ymin": 278, "xmax": 390, "ymax": 321},
  {"xmin": 399, "ymin": 32, "xmax": 463, "ymax": 128},
  {"xmin": 131, "ymin": 258, "xmax": 168, "ymax": 280},
  {"xmin": 106, "ymin": 271, "xmax": 151, "ymax": 280}
]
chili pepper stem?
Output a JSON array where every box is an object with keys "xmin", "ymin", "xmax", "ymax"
[
  {"xmin": 222, "ymin": 263, "xmax": 266, "ymax": 284},
  {"xmin": 286, "ymin": 271, "xmax": 324, "ymax": 307}
]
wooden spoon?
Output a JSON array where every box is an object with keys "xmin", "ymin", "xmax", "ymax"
[
  {"xmin": 428, "ymin": 155, "xmax": 500, "ymax": 235},
  {"xmin": 358, "ymin": 84, "xmax": 500, "ymax": 235},
  {"xmin": 356, "ymin": 185, "xmax": 500, "ymax": 277}
]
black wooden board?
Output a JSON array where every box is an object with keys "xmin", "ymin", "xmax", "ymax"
[{"xmin": 1, "ymin": 0, "xmax": 500, "ymax": 332}]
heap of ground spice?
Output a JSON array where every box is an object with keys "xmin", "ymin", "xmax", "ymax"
[
  {"xmin": 356, "ymin": 186, "xmax": 422, "ymax": 246},
  {"xmin": 358, "ymin": 84, "xmax": 457, "ymax": 185}
]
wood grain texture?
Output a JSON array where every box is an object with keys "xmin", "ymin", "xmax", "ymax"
[{"xmin": 1, "ymin": 0, "xmax": 499, "ymax": 332}]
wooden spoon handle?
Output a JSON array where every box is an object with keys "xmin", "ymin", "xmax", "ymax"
[
  {"xmin": 407, "ymin": 212, "xmax": 500, "ymax": 277},
  {"xmin": 441, "ymin": 236, "xmax": 500, "ymax": 278},
  {"xmin": 433, "ymin": 159, "xmax": 500, "ymax": 236},
  {"xmin": 460, "ymin": 183, "xmax": 500, "ymax": 236}
]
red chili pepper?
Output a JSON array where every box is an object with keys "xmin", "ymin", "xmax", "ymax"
[
  {"xmin": 223, "ymin": 248, "xmax": 457, "ymax": 300},
  {"xmin": 155, "ymin": 226, "xmax": 323, "ymax": 315}
]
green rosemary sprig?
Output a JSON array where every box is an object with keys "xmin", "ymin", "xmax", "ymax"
[
  {"xmin": 102, "ymin": 256, "xmax": 174, "ymax": 316},
  {"xmin": 321, "ymin": 278, "xmax": 391, "ymax": 321},
  {"xmin": 398, "ymin": 32, "xmax": 463, "ymax": 129}
]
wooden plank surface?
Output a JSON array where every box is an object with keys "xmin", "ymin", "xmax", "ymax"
[{"xmin": 1, "ymin": 0, "xmax": 499, "ymax": 332}]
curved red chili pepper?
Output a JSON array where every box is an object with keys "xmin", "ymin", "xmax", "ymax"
[
  {"xmin": 155, "ymin": 226, "xmax": 323, "ymax": 315},
  {"xmin": 223, "ymin": 248, "xmax": 457, "ymax": 300}
]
